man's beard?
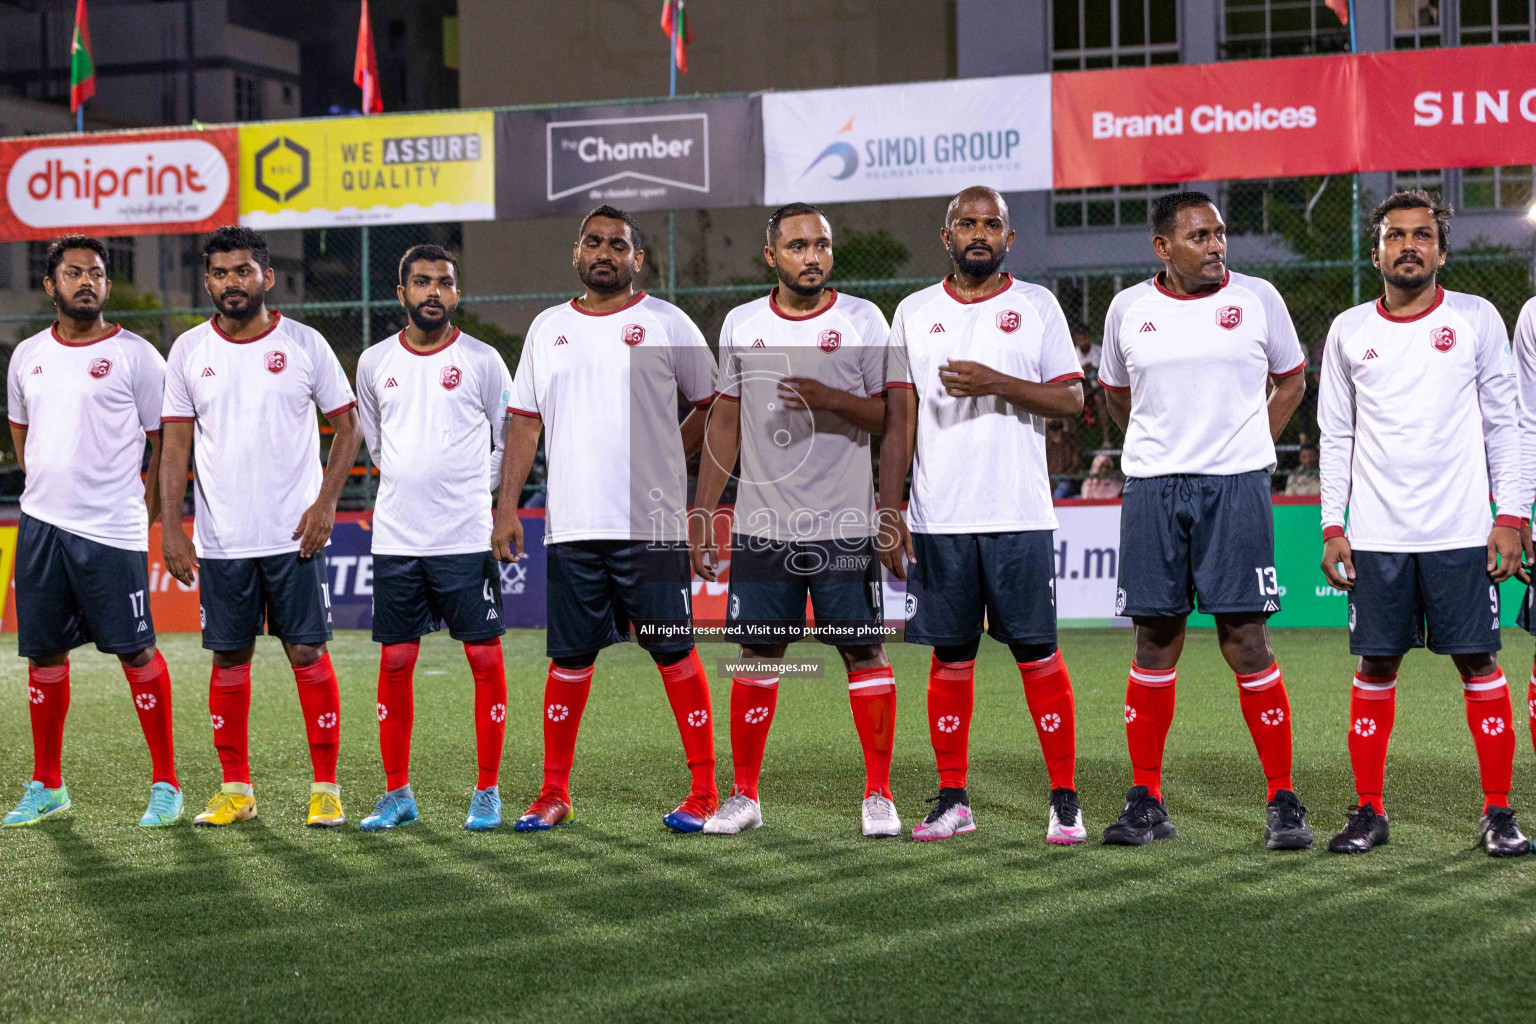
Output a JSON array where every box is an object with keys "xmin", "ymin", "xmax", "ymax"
[
  {"xmin": 213, "ymin": 284, "xmax": 266, "ymax": 319},
  {"xmin": 578, "ymin": 259, "xmax": 633, "ymax": 295},
  {"xmin": 776, "ymin": 263, "xmax": 825, "ymax": 298},
  {"xmin": 948, "ymin": 240, "xmax": 1006, "ymax": 278},
  {"xmin": 1382, "ymin": 257, "xmax": 1431, "ymax": 291},
  {"xmin": 56, "ymin": 292, "xmax": 101, "ymax": 321},
  {"xmin": 406, "ymin": 299, "xmax": 453, "ymax": 332}
]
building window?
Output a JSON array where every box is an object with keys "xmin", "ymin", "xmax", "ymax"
[
  {"xmin": 1460, "ymin": 0, "xmax": 1535, "ymax": 44},
  {"xmin": 1462, "ymin": 165, "xmax": 1534, "ymax": 209},
  {"xmin": 106, "ymin": 238, "xmax": 135, "ymax": 284},
  {"xmin": 1394, "ymin": 0, "xmax": 1442, "ymax": 47},
  {"xmin": 1051, "ymin": 0, "xmax": 1179, "ymax": 70},
  {"xmin": 1053, "ymin": 183, "xmax": 1176, "ymax": 230},
  {"xmin": 234, "ymin": 75, "xmax": 263, "ymax": 121},
  {"xmin": 1224, "ymin": 178, "xmax": 1319, "ymax": 235},
  {"xmin": 1392, "ymin": 169, "xmax": 1445, "ymax": 199},
  {"xmin": 1222, "ymin": 0, "xmax": 1350, "ymax": 59},
  {"xmin": 26, "ymin": 241, "xmax": 47, "ymax": 291}
]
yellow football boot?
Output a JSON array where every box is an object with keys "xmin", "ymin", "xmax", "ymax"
[
  {"xmin": 307, "ymin": 785, "xmax": 345, "ymax": 828},
  {"xmin": 193, "ymin": 784, "xmax": 257, "ymax": 827}
]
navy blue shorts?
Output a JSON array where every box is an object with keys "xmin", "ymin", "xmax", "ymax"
[
  {"xmin": 14, "ymin": 514, "xmax": 155, "ymax": 659},
  {"xmin": 724, "ymin": 535, "xmax": 884, "ymax": 647},
  {"xmin": 902, "ymin": 530, "xmax": 1057, "ymax": 647},
  {"xmin": 545, "ymin": 540, "xmax": 693, "ymax": 658},
  {"xmin": 371, "ymin": 552, "xmax": 505, "ymax": 645},
  {"xmin": 1352, "ymin": 547, "xmax": 1500, "ymax": 656},
  {"xmin": 1117, "ymin": 470, "xmax": 1279, "ymax": 619},
  {"xmin": 199, "ymin": 552, "xmax": 332, "ymax": 651}
]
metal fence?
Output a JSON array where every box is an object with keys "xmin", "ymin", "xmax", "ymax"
[{"xmin": 2, "ymin": 179, "xmax": 1532, "ymax": 509}]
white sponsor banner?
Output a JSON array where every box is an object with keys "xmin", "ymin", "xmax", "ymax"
[{"xmin": 763, "ymin": 75, "xmax": 1053, "ymax": 205}]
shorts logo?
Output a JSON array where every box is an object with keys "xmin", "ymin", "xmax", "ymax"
[
  {"xmin": 818, "ymin": 329, "xmax": 841, "ymax": 353},
  {"xmin": 134, "ymin": 693, "xmax": 158, "ymax": 711},
  {"xmin": 200, "ymin": 604, "xmax": 206, "ymax": 629},
  {"xmin": 995, "ymin": 310, "xmax": 1021, "ymax": 334},
  {"xmin": 27, "ymin": 686, "xmax": 44, "ymax": 705},
  {"xmin": 1431, "ymin": 326, "xmax": 1456, "ymax": 352},
  {"xmin": 903, "ymin": 592, "xmax": 916, "ymax": 619},
  {"xmin": 1262, "ymin": 599, "xmax": 1279, "ymax": 613},
  {"xmin": 935, "ymin": 714, "xmax": 961, "ymax": 733},
  {"xmin": 729, "ymin": 594, "xmax": 740, "ymax": 620},
  {"xmin": 622, "ymin": 324, "xmax": 646, "ymax": 347},
  {"xmin": 744, "ymin": 706, "xmax": 771, "ymax": 725},
  {"xmin": 1115, "ymin": 588, "xmax": 1127, "ymax": 615},
  {"xmin": 440, "ymin": 365, "xmax": 462, "ymax": 390},
  {"xmin": 1123, "ymin": 704, "xmax": 1137, "ymax": 724},
  {"xmin": 547, "ymin": 703, "xmax": 570, "ymax": 722},
  {"xmin": 210, "ymin": 713, "xmax": 225, "ymax": 730},
  {"xmin": 376, "ymin": 702, "xmax": 388, "ymax": 722},
  {"xmin": 265, "ymin": 350, "xmax": 287, "ymax": 374},
  {"xmin": 686, "ymin": 709, "xmax": 709, "ymax": 727},
  {"xmin": 1352, "ymin": 717, "xmax": 1376, "ymax": 737},
  {"xmin": 1481, "ymin": 716, "xmax": 1506, "ymax": 736},
  {"xmin": 489, "ymin": 703, "xmax": 506, "ymax": 724},
  {"xmin": 1216, "ymin": 305, "xmax": 1242, "ymax": 330},
  {"xmin": 1038, "ymin": 712, "xmax": 1061, "ymax": 733},
  {"xmin": 1348, "ymin": 603, "xmax": 1357, "ymax": 632},
  {"xmin": 1259, "ymin": 708, "xmax": 1285, "ymax": 726},
  {"xmin": 88, "ymin": 358, "xmax": 112, "ymax": 379},
  {"xmin": 316, "ymin": 711, "xmax": 338, "ymax": 729}
]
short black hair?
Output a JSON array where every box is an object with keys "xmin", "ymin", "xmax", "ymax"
[
  {"xmin": 202, "ymin": 225, "xmax": 271, "ymax": 271},
  {"xmin": 578, "ymin": 204, "xmax": 645, "ymax": 253},
  {"xmin": 766, "ymin": 202, "xmax": 829, "ymax": 247},
  {"xmin": 1151, "ymin": 191, "xmax": 1218, "ymax": 239},
  {"xmin": 45, "ymin": 234, "xmax": 110, "ymax": 281},
  {"xmin": 1369, "ymin": 189, "xmax": 1452, "ymax": 257},
  {"xmin": 398, "ymin": 243, "xmax": 460, "ymax": 288}
]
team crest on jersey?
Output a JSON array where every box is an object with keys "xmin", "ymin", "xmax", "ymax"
[
  {"xmin": 440, "ymin": 365, "xmax": 462, "ymax": 390},
  {"xmin": 996, "ymin": 310, "xmax": 1021, "ymax": 334},
  {"xmin": 265, "ymin": 350, "xmax": 287, "ymax": 374},
  {"xmin": 1216, "ymin": 306, "xmax": 1243, "ymax": 330},
  {"xmin": 1431, "ymin": 326, "xmax": 1456, "ymax": 352},
  {"xmin": 819, "ymin": 329, "xmax": 841, "ymax": 353},
  {"xmin": 622, "ymin": 324, "xmax": 646, "ymax": 347},
  {"xmin": 88, "ymin": 358, "xmax": 111, "ymax": 379}
]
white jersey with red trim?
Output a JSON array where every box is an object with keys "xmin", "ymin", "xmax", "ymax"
[
  {"xmin": 717, "ymin": 289, "xmax": 888, "ymax": 541},
  {"xmin": 356, "ymin": 328, "xmax": 512, "ymax": 556},
  {"xmin": 1512, "ymin": 296, "xmax": 1536, "ymax": 519},
  {"xmin": 162, "ymin": 313, "xmax": 356, "ymax": 559},
  {"xmin": 1319, "ymin": 286, "xmax": 1522, "ymax": 552},
  {"xmin": 885, "ymin": 274, "xmax": 1083, "ymax": 533},
  {"xmin": 509, "ymin": 292, "xmax": 715, "ymax": 544},
  {"xmin": 1100, "ymin": 270, "xmax": 1304, "ymax": 478},
  {"xmin": 7, "ymin": 324, "xmax": 164, "ymax": 550}
]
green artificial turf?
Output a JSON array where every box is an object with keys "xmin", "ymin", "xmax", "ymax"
[{"xmin": 4, "ymin": 628, "xmax": 1536, "ymax": 1022}]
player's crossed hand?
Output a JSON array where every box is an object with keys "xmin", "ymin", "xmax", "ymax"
[
  {"xmin": 876, "ymin": 507, "xmax": 914, "ymax": 582},
  {"xmin": 1321, "ymin": 535, "xmax": 1355, "ymax": 592},
  {"xmin": 939, "ymin": 360, "xmax": 1003, "ymax": 399},
  {"xmin": 492, "ymin": 515, "xmax": 525, "ymax": 564},
  {"xmin": 162, "ymin": 526, "xmax": 198, "ymax": 587},
  {"xmin": 777, "ymin": 376, "xmax": 837, "ymax": 411},
  {"xmin": 1488, "ymin": 523, "xmax": 1522, "ymax": 585},
  {"xmin": 1518, "ymin": 521, "xmax": 1534, "ymax": 586},
  {"xmin": 293, "ymin": 500, "xmax": 336, "ymax": 559}
]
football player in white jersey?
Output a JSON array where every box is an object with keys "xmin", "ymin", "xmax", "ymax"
[
  {"xmin": 1098, "ymin": 192, "xmax": 1312, "ymax": 850},
  {"xmin": 877, "ymin": 186, "xmax": 1088, "ymax": 845},
  {"xmin": 1320, "ymin": 190, "xmax": 1528, "ymax": 857},
  {"xmin": 690, "ymin": 203, "xmax": 900, "ymax": 838},
  {"xmin": 493, "ymin": 206, "xmax": 720, "ymax": 833},
  {"xmin": 355, "ymin": 245, "xmax": 513, "ymax": 833},
  {"xmin": 4, "ymin": 236, "xmax": 181, "ymax": 828},
  {"xmin": 159, "ymin": 226, "xmax": 362, "ymax": 829}
]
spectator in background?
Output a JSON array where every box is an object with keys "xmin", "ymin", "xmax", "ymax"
[
  {"xmin": 1046, "ymin": 420, "xmax": 1082, "ymax": 499},
  {"xmin": 1072, "ymin": 324, "xmax": 1101, "ymax": 377},
  {"xmin": 1285, "ymin": 436, "xmax": 1321, "ymax": 496},
  {"xmin": 1072, "ymin": 322, "xmax": 1112, "ymax": 445},
  {"xmin": 1080, "ymin": 453, "xmax": 1124, "ymax": 499}
]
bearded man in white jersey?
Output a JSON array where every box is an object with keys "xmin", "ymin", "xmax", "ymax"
[
  {"xmin": 1098, "ymin": 191, "xmax": 1313, "ymax": 850},
  {"xmin": 354, "ymin": 244, "xmax": 513, "ymax": 833},
  {"xmin": 4, "ymin": 236, "xmax": 181, "ymax": 828},
  {"xmin": 160, "ymin": 226, "xmax": 362, "ymax": 829},
  {"xmin": 493, "ymin": 205, "xmax": 720, "ymax": 833},
  {"xmin": 877, "ymin": 186, "xmax": 1089, "ymax": 845},
  {"xmin": 691, "ymin": 203, "xmax": 900, "ymax": 838},
  {"xmin": 1320, "ymin": 190, "xmax": 1528, "ymax": 857}
]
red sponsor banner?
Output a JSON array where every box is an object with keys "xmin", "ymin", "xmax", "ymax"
[
  {"xmin": 1358, "ymin": 44, "xmax": 1536, "ymax": 173},
  {"xmin": 0, "ymin": 126, "xmax": 238, "ymax": 242},
  {"xmin": 1052, "ymin": 54, "xmax": 1360, "ymax": 189}
]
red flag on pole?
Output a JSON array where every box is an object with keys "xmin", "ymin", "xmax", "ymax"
[
  {"xmin": 353, "ymin": 0, "xmax": 383, "ymax": 115},
  {"xmin": 660, "ymin": 0, "xmax": 691, "ymax": 74},
  {"xmin": 69, "ymin": 0, "xmax": 96, "ymax": 113},
  {"xmin": 1324, "ymin": 0, "xmax": 1349, "ymax": 24}
]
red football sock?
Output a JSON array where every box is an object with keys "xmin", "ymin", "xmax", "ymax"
[
  {"xmin": 1348, "ymin": 672, "xmax": 1396, "ymax": 813},
  {"xmin": 1527, "ymin": 669, "xmax": 1536, "ymax": 762},
  {"xmin": 465, "ymin": 639, "xmax": 507, "ymax": 790},
  {"xmin": 848, "ymin": 666, "xmax": 896, "ymax": 799},
  {"xmin": 729, "ymin": 676, "xmax": 779, "ymax": 800},
  {"xmin": 659, "ymin": 649, "xmax": 717, "ymax": 797},
  {"xmin": 1235, "ymin": 661, "xmax": 1295, "ymax": 800},
  {"xmin": 376, "ymin": 642, "xmax": 418, "ymax": 791},
  {"xmin": 294, "ymin": 654, "xmax": 341, "ymax": 786},
  {"xmin": 26, "ymin": 662, "xmax": 69, "ymax": 789},
  {"xmin": 542, "ymin": 662, "xmax": 592, "ymax": 795},
  {"xmin": 1125, "ymin": 663, "xmax": 1176, "ymax": 801},
  {"xmin": 1019, "ymin": 650, "xmax": 1076, "ymax": 792},
  {"xmin": 927, "ymin": 656, "xmax": 974, "ymax": 790},
  {"xmin": 124, "ymin": 652, "xmax": 177, "ymax": 788},
  {"xmin": 1464, "ymin": 669, "xmax": 1516, "ymax": 812},
  {"xmin": 209, "ymin": 662, "xmax": 252, "ymax": 785}
]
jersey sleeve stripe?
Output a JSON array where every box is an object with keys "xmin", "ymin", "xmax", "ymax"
[
  {"xmin": 1047, "ymin": 371, "xmax": 1086, "ymax": 383},
  {"xmin": 884, "ymin": 381, "xmax": 916, "ymax": 390},
  {"xmin": 1495, "ymin": 514, "xmax": 1529, "ymax": 529},
  {"xmin": 1270, "ymin": 360, "xmax": 1306, "ymax": 379},
  {"xmin": 1099, "ymin": 381, "xmax": 1130, "ymax": 392},
  {"xmin": 6, "ymin": 418, "xmax": 25, "ymax": 429},
  {"xmin": 323, "ymin": 400, "xmax": 358, "ymax": 418},
  {"xmin": 508, "ymin": 406, "xmax": 541, "ymax": 419},
  {"xmin": 161, "ymin": 415, "xmax": 196, "ymax": 423},
  {"xmin": 689, "ymin": 395, "xmax": 715, "ymax": 408},
  {"xmin": 713, "ymin": 391, "xmax": 740, "ymax": 403},
  {"xmin": 144, "ymin": 428, "xmax": 162, "ymax": 436}
]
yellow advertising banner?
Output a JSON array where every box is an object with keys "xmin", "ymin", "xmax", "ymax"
[{"xmin": 238, "ymin": 111, "xmax": 494, "ymax": 229}]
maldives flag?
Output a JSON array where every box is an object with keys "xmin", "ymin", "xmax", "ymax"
[
  {"xmin": 660, "ymin": 0, "xmax": 692, "ymax": 73},
  {"xmin": 1324, "ymin": 0, "xmax": 1350, "ymax": 25},
  {"xmin": 69, "ymin": 0, "xmax": 95, "ymax": 112},
  {"xmin": 353, "ymin": 0, "xmax": 383, "ymax": 114}
]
